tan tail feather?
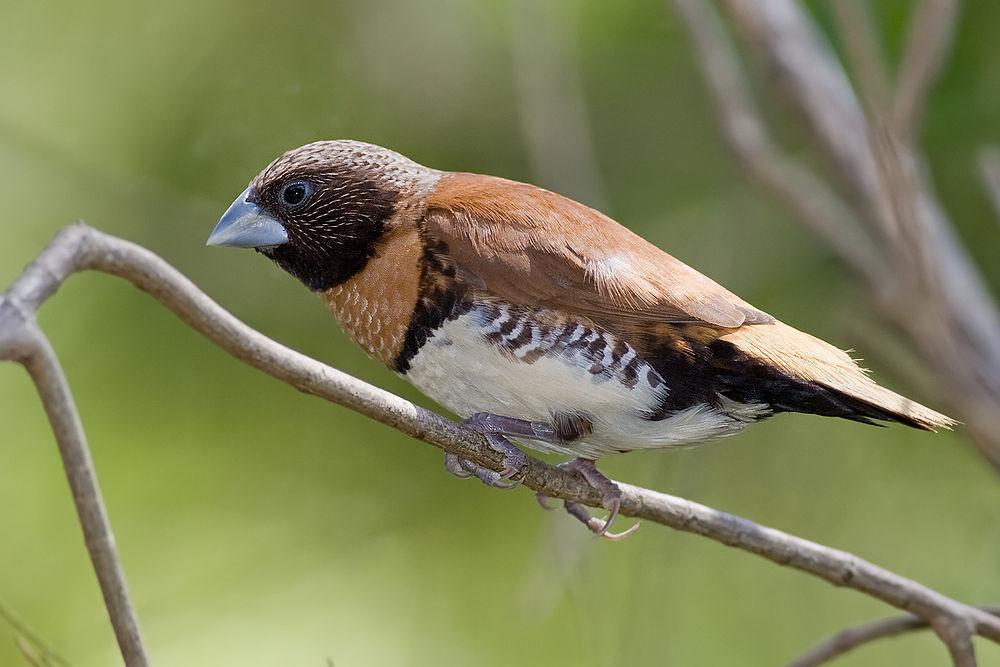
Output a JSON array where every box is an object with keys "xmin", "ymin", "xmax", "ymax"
[{"xmin": 722, "ymin": 320, "xmax": 957, "ymax": 431}]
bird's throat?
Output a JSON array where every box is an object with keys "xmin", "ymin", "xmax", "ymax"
[{"xmin": 322, "ymin": 225, "xmax": 424, "ymax": 365}]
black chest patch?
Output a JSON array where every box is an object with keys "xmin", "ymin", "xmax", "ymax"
[{"xmin": 395, "ymin": 239, "xmax": 472, "ymax": 372}]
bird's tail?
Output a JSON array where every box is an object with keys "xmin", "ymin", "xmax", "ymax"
[{"xmin": 721, "ymin": 320, "xmax": 956, "ymax": 431}]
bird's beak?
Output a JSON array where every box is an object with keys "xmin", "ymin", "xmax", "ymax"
[{"xmin": 206, "ymin": 187, "xmax": 289, "ymax": 248}]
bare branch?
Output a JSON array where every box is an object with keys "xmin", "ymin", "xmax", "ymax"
[
  {"xmin": 830, "ymin": 0, "xmax": 892, "ymax": 114},
  {"xmin": 978, "ymin": 146, "xmax": 1000, "ymax": 225},
  {"xmin": 894, "ymin": 0, "xmax": 961, "ymax": 140},
  {"xmin": 690, "ymin": 0, "xmax": 1000, "ymax": 472},
  {"xmin": 510, "ymin": 0, "xmax": 609, "ymax": 210},
  {"xmin": 0, "ymin": 304, "xmax": 148, "ymax": 664},
  {"xmin": 3, "ymin": 224, "xmax": 1000, "ymax": 664},
  {"xmin": 720, "ymin": 0, "xmax": 891, "ymax": 228},
  {"xmin": 670, "ymin": 0, "xmax": 885, "ymax": 287},
  {"xmin": 790, "ymin": 607, "xmax": 1000, "ymax": 667},
  {"xmin": 0, "ymin": 599, "xmax": 70, "ymax": 667}
]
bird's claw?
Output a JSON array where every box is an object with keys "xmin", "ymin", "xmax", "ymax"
[
  {"xmin": 443, "ymin": 418, "xmax": 529, "ymax": 489},
  {"xmin": 562, "ymin": 499, "xmax": 640, "ymax": 540},
  {"xmin": 551, "ymin": 458, "xmax": 640, "ymax": 540},
  {"xmin": 444, "ymin": 450, "xmax": 520, "ymax": 488},
  {"xmin": 535, "ymin": 493, "xmax": 559, "ymax": 510},
  {"xmin": 444, "ymin": 416, "xmax": 641, "ymax": 540}
]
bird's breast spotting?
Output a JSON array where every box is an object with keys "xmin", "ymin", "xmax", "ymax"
[
  {"xmin": 322, "ymin": 225, "xmax": 424, "ymax": 366},
  {"xmin": 403, "ymin": 301, "xmax": 755, "ymax": 457}
]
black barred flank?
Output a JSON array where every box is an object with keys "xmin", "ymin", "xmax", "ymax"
[{"xmin": 472, "ymin": 303, "xmax": 668, "ymax": 395}]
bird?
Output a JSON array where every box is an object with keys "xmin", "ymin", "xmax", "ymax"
[{"xmin": 207, "ymin": 139, "xmax": 955, "ymax": 538}]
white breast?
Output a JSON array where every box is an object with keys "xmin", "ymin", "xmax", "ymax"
[{"xmin": 404, "ymin": 306, "xmax": 755, "ymax": 458}]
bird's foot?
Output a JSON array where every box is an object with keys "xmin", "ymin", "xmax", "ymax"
[
  {"xmin": 536, "ymin": 458, "xmax": 640, "ymax": 540},
  {"xmin": 443, "ymin": 413, "xmax": 533, "ymax": 489},
  {"xmin": 445, "ymin": 416, "xmax": 639, "ymax": 540}
]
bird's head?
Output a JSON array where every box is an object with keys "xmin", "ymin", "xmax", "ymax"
[{"xmin": 207, "ymin": 140, "xmax": 438, "ymax": 291}]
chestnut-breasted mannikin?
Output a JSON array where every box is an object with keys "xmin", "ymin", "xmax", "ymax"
[{"xmin": 208, "ymin": 140, "xmax": 954, "ymax": 538}]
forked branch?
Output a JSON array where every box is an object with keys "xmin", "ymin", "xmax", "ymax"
[
  {"xmin": 674, "ymin": 0, "xmax": 1000, "ymax": 476},
  {"xmin": 2, "ymin": 225, "xmax": 998, "ymax": 666},
  {"xmin": 790, "ymin": 606, "xmax": 1000, "ymax": 667}
]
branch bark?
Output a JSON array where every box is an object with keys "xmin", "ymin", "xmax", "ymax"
[
  {"xmin": 894, "ymin": 0, "xmax": 960, "ymax": 139},
  {"xmin": 978, "ymin": 146, "xmax": 1000, "ymax": 225},
  {"xmin": 670, "ymin": 0, "xmax": 884, "ymax": 287},
  {"xmin": 0, "ymin": 599, "xmax": 70, "ymax": 667},
  {"xmin": 2, "ymin": 224, "xmax": 999, "ymax": 665},
  {"xmin": 0, "ymin": 269, "xmax": 149, "ymax": 664},
  {"xmin": 789, "ymin": 606, "xmax": 1000, "ymax": 667}
]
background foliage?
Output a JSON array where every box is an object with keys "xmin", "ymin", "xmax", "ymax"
[{"xmin": 1, "ymin": 1, "xmax": 998, "ymax": 665}]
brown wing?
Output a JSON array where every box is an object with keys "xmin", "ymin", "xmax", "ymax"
[
  {"xmin": 424, "ymin": 172, "xmax": 772, "ymax": 329},
  {"xmin": 423, "ymin": 172, "xmax": 954, "ymax": 431}
]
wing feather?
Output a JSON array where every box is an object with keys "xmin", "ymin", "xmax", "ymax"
[
  {"xmin": 425, "ymin": 173, "xmax": 772, "ymax": 329},
  {"xmin": 422, "ymin": 172, "xmax": 954, "ymax": 430}
]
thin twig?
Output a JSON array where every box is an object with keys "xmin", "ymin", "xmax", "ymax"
[
  {"xmin": 671, "ymin": 0, "xmax": 1000, "ymax": 660},
  {"xmin": 829, "ymin": 0, "xmax": 939, "ymax": 277},
  {"xmin": 0, "ymin": 599, "xmax": 70, "ymax": 667},
  {"xmin": 695, "ymin": 0, "xmax": 1000, "ymax": 472},
  {"xmin": 720, "ymin": 0, "xmax": 890, "ymax": 229},
  {"xmin": 893, "ymin": 0, "xmax": 960, "ymax": 140},
  {"xmin": 789, "ymin": 607, "xmax": 1000, "ymax": 667},
  {"xmin": 510, "ymin": 0, "xmax": 609, "ymax": 209},
  {"xmin": 0, "ymin": 302, "xmax": 147, "ymax": 664},
  {"xmin": 977, "ymin": 146, "xmax": 1000, "ymax": 226},
  {"xmin": 830, "ymin": 0, "xmax": 892, "ymax": 114},
  {"xmin": 2, "ymin": 224, "xmax": 1000, "ymax": 664},
  {"xmin": 670, "ymin": 0, "xmax": 885, "ymax": 288}
]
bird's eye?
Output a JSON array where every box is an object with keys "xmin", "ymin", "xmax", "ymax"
[{"xmin": 279, "ymin": 180, "xmax": 313, "ymax": 208}]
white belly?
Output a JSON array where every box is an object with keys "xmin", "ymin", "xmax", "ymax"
[{"xmin": 404, "ymin": 306, "xmax": 754, "ymax": 458}]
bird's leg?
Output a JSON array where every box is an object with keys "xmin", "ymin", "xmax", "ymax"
[
  {"xmin": 443, "ymin": 412, "xmax": 541, "ymax": 489},
  {"xmin": 543, "ymin": 458, "xmax": 640, "ymax": 540},
  {"xmin": 462, "ymin": 412, "xmax": 559, "ymax": 442},
  {"xmin": 445, "ymin": 415, "xmax": 640, "ymax": 539}
]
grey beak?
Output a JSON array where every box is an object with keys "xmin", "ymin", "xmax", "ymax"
[{"xmin": 206, "ymin": 187, "xmax": 289, "ymax": 248}]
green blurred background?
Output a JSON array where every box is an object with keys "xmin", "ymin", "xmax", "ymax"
[{"xmin": 2, "ymin": 1, "xmax": 998, "ymax": 665}]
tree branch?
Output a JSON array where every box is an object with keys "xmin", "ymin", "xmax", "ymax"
[
  {"xmin": 789, "ymin": 606, "xmax": 1000, "ymax": 667},
  {"xmin": 675, "ymin": 0, "xmax": 1000, "ymax": 474},
  {"xmin": 510, "ymin": 0, "xmax": 609, "ymax": 210},
  {"xmin": 0, "ymin": 275, "xmax": 149, "ymax": 665},
  {"xmin": 0, "ymin": 599, "xmax": 70, "ymax": 667},
  {"xmin": 669, "ymin": 0, "xmax": 885, "ymax": 287},
  {"xmin": 830, "ymin": 0, "xmax": 892, "ymax": 114},
  {"xmin": 893, "ymin": 0, "xmax": 960, "ymax": 140},
  {"xmin": 978, "ymin": 146, "xmax": 1000, "ymax": 226},
  {"xmin": 2, "ymin": 224, "xmax": 1000, "ymax": 664}
]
